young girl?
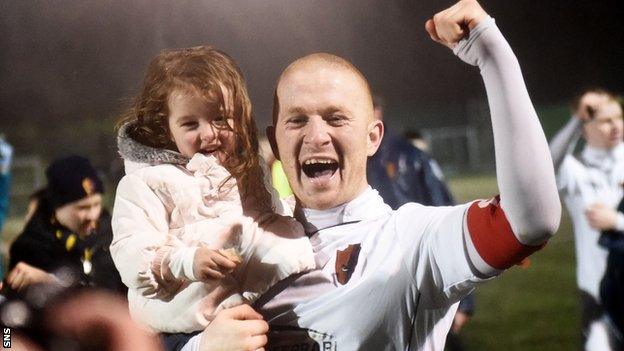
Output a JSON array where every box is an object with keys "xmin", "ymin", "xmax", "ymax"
[{"xmin": 111, "ymin": 46, "xmax": 315, "ymax": 334}]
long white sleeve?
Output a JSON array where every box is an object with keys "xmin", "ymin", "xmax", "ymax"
[
  {"xmin": 455, "ymin": 17, "xmax": 560, "ymax": 245},
  {"xmin": 549, "ymin": 117, "xmax": 583, "ymax": 170}
]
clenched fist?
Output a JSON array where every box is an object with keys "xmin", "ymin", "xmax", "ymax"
[
  {"xmin": 425, "ymin": 0, "xmax": 488, "ymax": 49},
  {"xmin": 575, "ymin": 92, "xmax": 612, "ymax": 122}
]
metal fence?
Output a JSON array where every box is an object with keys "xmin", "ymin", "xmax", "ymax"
[{"xmin": 7, "ymin": 155, "xmax": 44, "ymax": 218}]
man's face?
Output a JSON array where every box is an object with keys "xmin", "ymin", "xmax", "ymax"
[
  {"xmin": 270, "ymin": 64, "xmax": 382, "ymax": 210},
  {"xmin": 55, "ymin": 194, "xmax": 102, "ymax": 236},
  {"xmin": 583, "ymin": 99, "xmax": 623, "ymax": 150}
]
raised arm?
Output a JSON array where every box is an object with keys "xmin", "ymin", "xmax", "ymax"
[
  {"xmin": 549, "ymin": 117, "xmax": 582, "ymax": 170},
  {"xmin": 550, "ymin": 91, "xmax": 614, "ymax": 170},
  {"xmin": 427, "ymin": 0, "xmax": 560, "ymax": 242},
  {"xmin": 425, "ymin": 1, "xmax": 560, "ymax": 278}
]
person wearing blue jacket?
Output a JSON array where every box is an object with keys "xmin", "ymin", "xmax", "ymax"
[{"xmin": 366, "ymin": 96, "xmax": 454, "ymax": 210}]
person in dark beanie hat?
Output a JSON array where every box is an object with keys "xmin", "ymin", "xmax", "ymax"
[
  {"xmin": 46, "ymin": 155, "xmax": 104, "ymax": 209},
  {"xmin": 5, "ymin": 155, "xmax": 125, "ymax": 295}
]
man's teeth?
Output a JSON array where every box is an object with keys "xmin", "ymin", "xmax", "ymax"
[{"xmin": 304, "ymin": 159, "xmax": 335, "ymax": 165}]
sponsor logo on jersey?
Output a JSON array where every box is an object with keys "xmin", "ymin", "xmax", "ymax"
[{"xmin": 267, "ymin": 326, "xmax": 336, "ymax": 351}]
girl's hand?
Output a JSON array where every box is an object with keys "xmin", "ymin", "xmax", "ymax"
[{"xmin": 193, "ymin": 246, "xmax": 240, "ymax": 281}]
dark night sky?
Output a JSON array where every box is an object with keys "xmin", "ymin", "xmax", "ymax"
[{"xmin": 0, "ymin": 0, "xmax": 623, "ymax": 162}]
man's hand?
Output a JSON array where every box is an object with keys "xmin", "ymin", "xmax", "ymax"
[
  {"xmin": 576, "ymin": 92, "xmax": 610, "ymax": 122},
  {"xmin": 6, "ymin": 262, "xmax": 56, "ymax": 291},
  {"xmin": 586, "ymin": 203, "xmax": 618, "ymax": 231},
  {"xmin": 425, "ymin": 0, "xmax": 488, "ymax": 49},
  {"xmin": 199, "ymin": 304, "xmax": 269, "ymax": 351},
  {"xmin": 452, "ymin": 311, "xmax": 471, "ymax": 334},
  {"xmin": 193, "ymin": 246, "xmax": 240, "ymax": 281}
]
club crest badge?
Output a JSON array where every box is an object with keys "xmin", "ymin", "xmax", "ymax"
[
  {"xmin": 335, "ymin": 244, "xmax": 361, "ymax": 285},
  {"xmin": 82, "ymin": 177, "xmax": 95, "ymax": 195}
]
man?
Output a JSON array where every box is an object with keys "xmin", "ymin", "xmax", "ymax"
[
  {"xmin": 549, "ymin": 88, "xmax": 624, "ymax": 350},
  {"xmin": 263, "ymin": 0, "xmax": 559, "ymax": 348},
  {"xmin": 185, "ymin": 1, "xmax": 560, "ymax": 350},
  {"xmin": 7, "ymin": 155, "xmax": 125, "ymax": 294},
  {"xmin": 367, "ymin": 97, "xmax": 454, "ymax": 209}
]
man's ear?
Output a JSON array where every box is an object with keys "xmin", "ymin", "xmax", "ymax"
[
  {"xmin": 366, "ymin": 120, "xmax": 384, "ymax": 156},
  {"xmin": 266, "ymin": 125, "xmax": 280, "ymax": 160}
]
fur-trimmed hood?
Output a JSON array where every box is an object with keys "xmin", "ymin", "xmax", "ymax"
[{"xmin": 117, "ymin": 122, "xmax": 189, "ymax": 172}]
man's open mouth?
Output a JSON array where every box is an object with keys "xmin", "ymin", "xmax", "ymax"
[{"xmin": 301, "ymin": 158, "xmax": 339, "ymax": 181}]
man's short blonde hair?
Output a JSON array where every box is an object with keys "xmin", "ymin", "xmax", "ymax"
[{"xmin": 272, "ymin": 53, "xmax": 373, "ymax": 125}]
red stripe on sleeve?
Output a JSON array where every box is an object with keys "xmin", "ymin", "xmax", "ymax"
[{"xmin": 466, "ymin": 196, "xmax": 545, "ymax": 270}]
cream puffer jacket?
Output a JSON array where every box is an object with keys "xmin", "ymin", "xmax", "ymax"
[{"xmin": 111, "ymin": 124, "xmax": 315, "ymax": 333}]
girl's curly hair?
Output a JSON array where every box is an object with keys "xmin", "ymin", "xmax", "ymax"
[{"xmin": 117, "ymin": 46, "xmax": 271, "ymax": 210}]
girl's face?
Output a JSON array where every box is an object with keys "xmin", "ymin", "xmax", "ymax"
[{"xmin": 167, "ymin": 88, "xmax": 236, "ymax": 165}]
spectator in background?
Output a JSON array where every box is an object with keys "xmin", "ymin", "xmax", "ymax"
[
  {"xmin": 550, "ymin": 88, "xmax": 623, "ymax": 350},
  {"xmin": 258, "ymin": 136, "xmax": 294, "ymax": 199},
  {"xmin": 0, "ymin": 134, "xmax": 13, "ymax": 281},
  {"xmin": 366, "ymin": 95, "xmax": 454, "ymax": 209},
  {"xmin": 259, "ymin": 136, "xmax": 293, "ymax": 199},
  {"xmin": 404, "ymin": 128, "xmax": 430, "ymax": 153},
  {"xmin": 271, "ymin": 158, "xmax": 293, "ymax": 199},
  {"xmin": 0, "ymin": 134, "xmax": 12, "ymax": 232},
  {"xmin": 368, "ymin": 101, "xmax": 473, "ymax": 351},
  {"xmin": 6, "ymin": 155, "xmax": 125, "ymax": 295},
  {"xmin": 598, "ymin": 193, "xmax": 624, "ymax": 346},
  {"xmin": 404, "ymin": 129, "xmax": 448, "ymax": 185}
]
